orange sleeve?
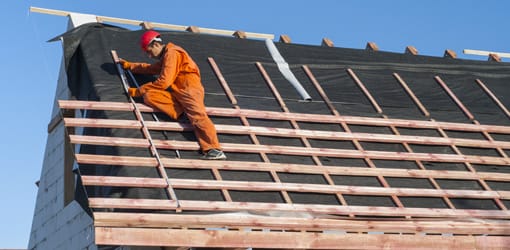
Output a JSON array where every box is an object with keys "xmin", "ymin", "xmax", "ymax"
[
  {"xmin": 128, "ymin": 61, "xmax": 162, "ymax": 75},
  {"xmin": 139, "ymin": 47, "xmax": 181, "ymax": 94}
]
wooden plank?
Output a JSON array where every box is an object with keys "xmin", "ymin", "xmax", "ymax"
[
  {"xmin": 488, "ymin": 53, "xmax": 502, "ymax": 62},
  {"xmin": 59, "ymin": 100, "xmax": 510, "ymax": 134},
  {"xmin": 81, "ymin": 175, "xmax": 508, "ymax": 200},
  {"xmin": 321, "ymin": 38, "xmax": 334, "ymax": 47},
  {"xmin": 99, "ymin": 16, "xmax": 187, "ymax": 31},
  {"xmin": 64, "ymin": 118, "xmax": 142, "ymax": 129},
  {"xmin": 186, "ymin": 26, "xmax": 200, "ymax": 33},
  {"xmin": 70, "ymin": 134, "xmax": 510, "ymax": 165},
  {"xmin": 279, "ymin": 34, "xmax": 291, "ymax": 44},
  {"xmin": 77, "ymin": 154, "xmax": 158, "ymax": 167},
  {"xmin": 347, "ymin": 68, "xmax": 383, "ymax": 114},
  {"xmin": 444, "ymin": 49, "xmax": 457, "ymax": 59},
  {"xmin": 475, "ymin": 79, "xmax": 510, "ymax": 119},
  {"xmin": 76, "ymin": 154, "xmax": 510, "ymax": 182},
  {"xmin": 207, "ymin": 57, "xmax": 238, "ymax": 105},
  {"xmin": 366, "ymin": 42, "xmax": 379, "ymax": 51},
  {"xmin": 393, "ymin": 73, "xmax": 430, "ymax": 117},
  {"xmin": 88, "ymin": 198, "xmax": 510, "ymax": 219},
  {"xmin": 303, "ymin": 65, "xmax": 340, "ymax": 116},
  {"xmin": 30, "ymin": 6, "xmax": 71, "ymax": 16},
  {"xmin": 405, "ymin": 46, "xmax": 418, "ymax": 55},
  {"xmin": 58, "ymin": 100, "xmax": 146, "ymax": 112},
  {"xmin": 82, "ymin": 176, "xmax": 167, "ymax": 188},
  {"xmin": 93, "ymin": 212, "xmax": 510, "ymax": 234},
  {"xmin": 95, "ymin": 227, "xmax": 510, "ymax": 249},
  {"xmin": 233, "ymin": 30, "xmax": 247, "ymax": 39},
  {"xmin": 140, "ymin": 21, "xmax": 154, "ymax": 30},
  {"xmin": 89, "ymin": 197, "xmax": 178, "ymax": 210},
  {"xmin": 434, "ymin": 76, "xmax": 475, "ymax": 120},
  {"xmin": 30, "ymin": 7, "xmax": 274, "ymax": 40},
  {"xmin": 93, "ymin": 212, "xmax": 510, "ymax": 235}
]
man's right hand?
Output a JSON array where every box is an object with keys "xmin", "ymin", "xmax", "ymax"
[{"xmin": 119, "ymin": 59, "xmax": 131, "ymax": 70}]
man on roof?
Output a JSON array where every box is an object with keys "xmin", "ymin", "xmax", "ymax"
[{"xmin": 120, "ymin": 30, "xmax": 226, "ymax": 160}]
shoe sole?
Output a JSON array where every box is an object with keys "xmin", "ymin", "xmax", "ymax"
[{"xmin": 202, "ymin": 155, "xmax": 227, "ymax": 160}]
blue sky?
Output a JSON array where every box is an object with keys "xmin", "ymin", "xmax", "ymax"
[{"xmin": 2, "ymin": 0, "xmax": 510, "ymax": 248}]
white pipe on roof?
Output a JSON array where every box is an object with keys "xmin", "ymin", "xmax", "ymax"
[{"xmin": 265, "ymin": 39, "xmax": 312, "ymax": 101}]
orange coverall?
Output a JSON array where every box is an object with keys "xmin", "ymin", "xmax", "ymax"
[{"xmin": 127, "ymin": 43, "xmax": 221, "ymax": 152}]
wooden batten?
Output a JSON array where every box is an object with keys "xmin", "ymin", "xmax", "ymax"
[
  {"xmin": 489, "ymin": 53, "xmax": 502, "ymax": 62},
  {"xmin": 444, "ymin": 49, "xmax": 457, "ymax": 58},
  {"xmin": 140, "ymin": 21, "xmax": 154, "ymax": 30},
  {"xmin": 279, "ymin": 34, "xmax": 291, "ymax": 44},
  {"xmin": 233, "ymin": 30, "xmax": 247, "ymax": 39},
  {"xmin": 94, "ymin": 212, "xmax": 510, "ymax": 235},
  {"xmin": 94, "ymin": 227, "xmax": 510, "ymax": 249},
  {"xmin": 476, "ymin": 79, "xmax": 510, "ymax": 119},
  {"xmin": 88, "ymin": 198, "xmax": 510, "ymax": 219},
  {"xmin": 30, "ymin": 6, "xmax": 275, "ymax": 40},
  {"xmin": 365, "ymin": 42, "xmax": 379, "ymax": 51},
  {"xmin": 186, "ymin": 26, "xmax": 200, "ymax": 33},
  {"xmin": 321, "ymin": 38, "xmax": 334, "ymax": 47},
  {"xmin": 405, "ymin": 46, "xmax": 418, "ymax": 55},
  {"xmin": 434, "ymin": 76, "xmax": 475, "ymax": 120}
]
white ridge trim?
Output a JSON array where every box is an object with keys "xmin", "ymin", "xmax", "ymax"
[{"xmin": 265, "ymin": 39, "xmax": 312, "ymax": 101}]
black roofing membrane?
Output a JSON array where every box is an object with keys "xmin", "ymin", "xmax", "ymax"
[{"xmin": 60, "ymin": 24, "xmax": 510, "ymax": 212}]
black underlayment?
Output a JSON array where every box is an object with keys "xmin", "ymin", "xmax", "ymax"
[{"xmin": 57, "ymin": 23, "xmax": 510, "ymax": 211}]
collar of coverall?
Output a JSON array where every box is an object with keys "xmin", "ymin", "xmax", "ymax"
[{"xmin": 157, "ymin": 43, "xmax": 168, "ymax": 60}]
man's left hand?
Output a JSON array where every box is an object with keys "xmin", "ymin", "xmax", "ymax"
[
  {"xmin": 128, "ymin": 87, "xmax": 141, "ymax": 97},
  {"xmin": 119, "ymin": 59, "xmax": 131, "ymax": 70}
]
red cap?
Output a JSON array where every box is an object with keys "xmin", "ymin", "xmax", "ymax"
[{"xmin": 140, "ymin": 30, "xmax": 161, "ymax": 51}]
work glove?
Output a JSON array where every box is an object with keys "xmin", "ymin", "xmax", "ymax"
[
  {"xmin": 119, "ymin": 59, "xmax": 131, "ymax": 70},
  {"xmin": 128, "ymin": 87, "xmax": 141, "ymax": 97}
]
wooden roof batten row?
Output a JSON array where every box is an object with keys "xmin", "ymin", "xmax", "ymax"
[
  {"xmin": 62, "ymin": 117, "xmax": 510, "ymax": 150},
  {"xmin": 59, "ymin": 100, "xmax": 510, "ymax": 134},
  {"xmin": 59, "ymin": 57, "xmax": 510, "ymax": 247},
  {"xmin": 59, "ymin": 66, "xmax": 510, "ymax": 248}
]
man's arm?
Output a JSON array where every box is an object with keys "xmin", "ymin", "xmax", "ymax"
[
  {"xmin": 139, "ymin": 48, "xmax": 181, "ymax": 94},
  {"xmin": 128, "ymin": 61, "xmax": 162, "ymax": 75}
]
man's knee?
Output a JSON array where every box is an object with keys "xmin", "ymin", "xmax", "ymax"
[{"xmin": 143, "ymin": 91, "xmax": 182, "ymax": 120}]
